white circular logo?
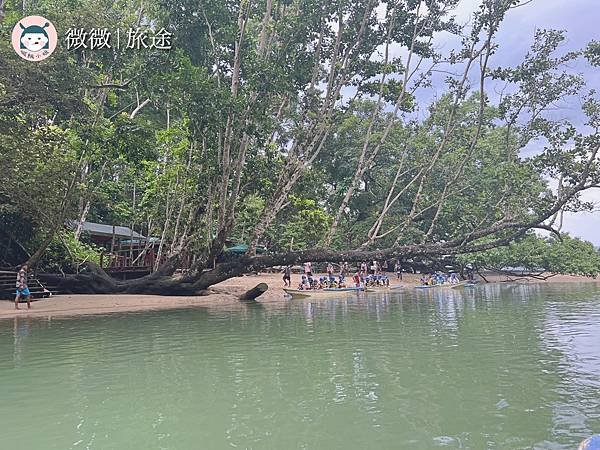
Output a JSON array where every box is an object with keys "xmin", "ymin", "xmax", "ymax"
[{"xmin": 12, "ymin": 16, "xmax": 58, "ymax": 61}]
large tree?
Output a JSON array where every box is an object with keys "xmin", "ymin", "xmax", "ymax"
[{"xmin": 1, "ymin": 0, "xmax": 599, "ymax": 295}]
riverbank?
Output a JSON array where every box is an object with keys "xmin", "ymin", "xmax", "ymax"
[{"xmin": 1, "ymin": 272, "xmax": 597, "ymax": 320}]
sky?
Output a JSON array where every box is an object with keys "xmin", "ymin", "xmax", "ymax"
[{"xmin": 431, "ymin": 0, "xmax": 600, "ymax": 244}]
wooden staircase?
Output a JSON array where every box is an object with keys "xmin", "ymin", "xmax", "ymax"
[{"xmin": 0, "ymin": 270, "xmax": 58, "ymax": 301}]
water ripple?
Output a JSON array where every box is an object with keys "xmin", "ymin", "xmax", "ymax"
[{"xmin": 0, "ymin": 284, "xmax": 598, "ymax": 449}]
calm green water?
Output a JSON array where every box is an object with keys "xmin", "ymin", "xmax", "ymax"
[{"xmin": 1, "ymin": 284, "xmax": 599, "ymax": 449}]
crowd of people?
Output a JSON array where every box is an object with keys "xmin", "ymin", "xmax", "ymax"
[
  {"xmin": 282, "ymin": 260, "xmax": 475, "ymax": 290},
  {"xmin": 419, "ymin": 265, "xmax": 474, "ymax": 286},
  {"xmin": 283, "ymin": 259, "xmax": 402, "ymax": 290},
  {"xmin": 419, "ymin": 272, "xmax": 460, "ymax": 286}
]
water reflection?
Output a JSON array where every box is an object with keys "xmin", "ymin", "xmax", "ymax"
[
  {"xmin": 12, "ymin": 316, "xmax": 32, "ymax": 364},
  {"xmin": 539, "ymin": 290, "xmax": 600, "ymax": 448},
  {"xmin": 0, "ymin": 283, "xmax": 599, "ymax": 449}
]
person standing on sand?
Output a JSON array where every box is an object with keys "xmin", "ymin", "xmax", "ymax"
[
  {"xmin": 304, "ymin": 261, "xmax": 313, "ymax": 277},
  {"xmin": 282, "ymin": 265, "xmax": 292, "ymax": 287},
  {"xmin": 327, "ymin": 262, "xmax": 334, "ymax": 278},
  {"xmin": 465, "ymin": 263, "xmax": 474, "ymax": 281},
  {"xmin": 15, "ymin": 264, "xmax": 31, "ymax": 310},
  {"xmin": 339, "ymin": 261, "xmax": 348, "ymax": 281},
  {"xmin": 353, "ymin": 272, "xmax": 361, "ymax": 287},
  {"xmin": 395, "ymin": 259, "xmax": 402, "ymax": 280}
]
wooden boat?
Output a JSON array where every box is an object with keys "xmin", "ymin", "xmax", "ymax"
[
  {"xmin": 364, "ymin": 285, "xmax": 404, "ymax": 292},
  {"xmin": 444, "ymin": 281, "xmax": 477, "ymax": 289},
  {"xmin": 283, "ymin": 287, "xmax": 367, "ymax": 299},
  {"xmin": 416, "ymin": 281, "xmax": 467, "ymax": 290},
  {"xmin": 323, "ymin": 287, "xmax": 366, "ymax": 292}
]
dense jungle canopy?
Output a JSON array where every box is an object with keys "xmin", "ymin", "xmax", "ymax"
[{"xmin": 1, "ymin": 0, "xmax": 600, "ymax": 294}]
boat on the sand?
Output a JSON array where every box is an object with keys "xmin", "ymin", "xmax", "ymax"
[
  {"xmin": 440, "ymin": 281, "xmax": 474, "ymax": 289},
  {"xmin": 283, "ymin": 287, "xmax": 368, "ymax": 299},
  {"xmin": 364, "ymin": 285, "xmax": 404, "ymax": 292},
  {"xmin": 416, "ymin": 281, "xmax": 468, "ymax": 290}
]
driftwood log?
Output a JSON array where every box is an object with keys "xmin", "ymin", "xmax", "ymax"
[{"xmin": 238, "ymin": 283, "xmax": 268, "ymax": 301}]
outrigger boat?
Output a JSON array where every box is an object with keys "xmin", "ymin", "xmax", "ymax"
[
  {"xmin": 283, "ymin": 286, "xmax": 368, "ymax": 299},
  {"xmin": 416, "ymin": 281, "xmax": 468, "ymax": 290},
  {"xmin": 364, "ymin": 285, "xmax": 404, "ymax": 292},
  {"xmin": 415, "ymin": 284, "xmax": 437, "ymax": 289},
  {"xmin": 442, "ymin": 281, "xmax": 474, "ymax": 289}
]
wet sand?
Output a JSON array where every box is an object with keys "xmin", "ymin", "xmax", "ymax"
[{"xmin": 1, "ymin": 272, "xmax": 597, "ymax": 320}]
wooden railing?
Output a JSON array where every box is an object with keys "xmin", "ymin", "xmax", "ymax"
[
  {"xmin": 100, "ymin": 248, "xmax": 190, "ymax": 273},
  {"xmin": 100, "ymin": 249, "xmax": 158, "ymax": 272}
]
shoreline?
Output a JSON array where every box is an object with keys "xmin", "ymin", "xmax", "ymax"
[{"xmin": 1, "ymin": 272, "xmax": 598, "ymax": 320}]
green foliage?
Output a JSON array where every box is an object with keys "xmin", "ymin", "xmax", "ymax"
[
  {"xmin": 233, "ymin": 194, "xmax": 265, "ymax": 243},
  {"xmin": 40, "ymin": 231, "xmax": 102, "ymax": 272},
  {"xmin": 585, "ymin": 41, "xmax": 600, "ymax": 66},
  {"xmin": 271, "ymin": 196, "xmax": 332, "ymax": 251},
  {"xmin": 0, "ymin": 125, "xmax": 80, "ymax": 228},
  {"xmin": 459, "ymin": 234, "xmax": 600, "ymax": 277},
  {"xmin": 1, "ymin": 0, "xmax": 599, "ymax": 277}
]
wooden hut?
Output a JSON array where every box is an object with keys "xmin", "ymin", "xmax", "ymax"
[{"xmin": 70, "ymin": 221, "xmax": 161, "ymax": 279}]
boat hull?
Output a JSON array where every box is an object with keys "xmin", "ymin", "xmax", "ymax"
[
  {"xmin": 283, "ymin": 287, "xmax": 366, "ymax": 299},
  {"xmin": 416, "ymin": 282, "xmax": 467, "ymax": 290},
  {"xmin": 364, "ymin": 286, "xmax": 403, "ymax": 292}
]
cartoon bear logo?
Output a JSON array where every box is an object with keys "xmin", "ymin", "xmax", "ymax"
[
  {"xmin": 19, "ymin": 22, "xmax": 50, "ymax": 52},
  {"xmin": 11, "ymin": 16, "xmax": 57, "ymax": 61}
]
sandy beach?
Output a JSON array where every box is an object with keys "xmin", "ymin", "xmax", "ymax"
[{"xmin": 1, "ymin": 272, "xmax": 597, "ymax": 320}]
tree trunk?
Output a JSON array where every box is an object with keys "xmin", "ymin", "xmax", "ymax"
[
  {"xmin": 33, "ymin": 173, "xmax": 596, "ymax": 297},
  {"xmin": 34, "ymin": 228, "xmax": 518, "ymax": 296},
  {"xmin": 74, "ymin": 199, "xmax": 91, "ymax": 240},
  {"xmin": 26, "ymin": 223, "xmax": 61, "ymax": 267},
  {"xmin": 238, "ymin": 283, "xmax": 268, "ymax": 301}
]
